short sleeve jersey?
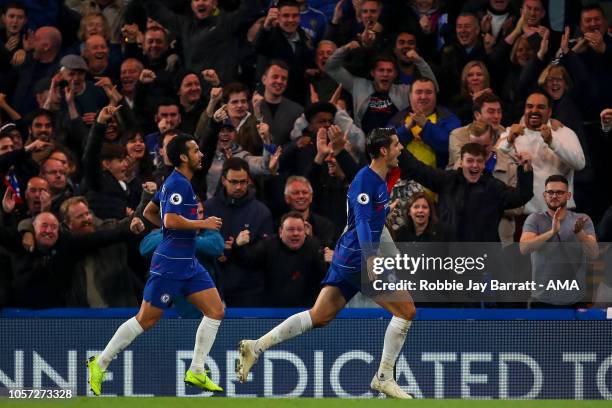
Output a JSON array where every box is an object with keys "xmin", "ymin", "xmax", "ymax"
[
  {"xmin": 332, "ymin": 166, "xmax": 389, "ymax": 275},
  {"xmin": 150, "ymin": 170, "xmax": 199, "ymax": 279}
]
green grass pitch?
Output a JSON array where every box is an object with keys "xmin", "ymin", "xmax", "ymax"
[{"xmin": 1, "ymin": 398, "xmax": 610, "ymax": 408}]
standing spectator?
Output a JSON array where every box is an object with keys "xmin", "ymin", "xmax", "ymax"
[
  {"xmin": 255, "ymin": 1, "xmax": 314, "ymax": 105},
  {"xmin": 398, "ymin": 142, "xmax": 533, "ymax": 242},
  {"xmin": 11, "ymin": 26, "xmax": 62, "ymax": 115},
  {"xmin": 390, "ymin": 77, "xmax": 460, "ymax": 169},
  {"xmin": 232, "ymin": 211, "xmax": 326, "ymax": 307},
  {"xmin": 520, "ymin": 174, "xmax": 598, "ymax": 307},
  {"xmin": 203, "ymin": 157, "xmax": 273, "ymax": 306},
  {"xmin": 284, "ymin": 175, "xmax": 336, "ymax": 248},
  {"xmin": 143, "ymin": 0, "xmax": 263, "ymax": 83},
  {"xmin": 59, "ymin": 196, "xmax": 141, "ymax": 307},
  {"xmin": 498, "ymin": 92, "xmax": 584, "ymax": 214},
  {"xmin": 325, "ymin": 41, "xmax": 436, "ymax": 133},
  {"xmin": 254, "ymin": 61, "xmax": 304, "ymax": 146}
]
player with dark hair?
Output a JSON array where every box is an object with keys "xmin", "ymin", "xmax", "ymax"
[
  {"xmin": 87, "ymin": 135, "xmax": 225, "ymax": 395},
  {"xmin": 236, "ymin": 128, "xmax": 417, "ymax": 399}
]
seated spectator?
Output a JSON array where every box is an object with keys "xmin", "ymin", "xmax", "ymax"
[
  {"xmin": 395, "ymin": 191, "xmax": 448, "ymax": 242},
  {"xmin": 391, "ymin": 77, "xmax": 460, "ymax": 169},
  {"xmin": 232, "ymin": 211, "xmax": 326, "ymax": 307},
  {"xmin": 399, "ymin": 142, "xmax": 533, "ymax": 242},
  {"xmin": 520, "ymin": 174, "xmax": 598, "ymax": 308}
]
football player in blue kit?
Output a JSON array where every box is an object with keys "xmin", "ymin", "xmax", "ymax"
[
  {"xmin": 236, "ymin": 128, "xmax": 416, "ymax": 398},
  {"xmin": 88, "ymin": 133, "xmax": 225, "ymax": 395}
]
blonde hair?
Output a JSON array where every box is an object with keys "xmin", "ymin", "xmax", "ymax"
[
  {"xmin": 78, "ymin": 12, "xmax": 111, "ymax": 42},
  {"xmin": 510, "ymin": 36, "xmax": 533, "ymax": 65},
  {"xmin": 537, "ymin": 64, "xmax": 573, "ymax": 90},
  {"xmin": 460, "ymin": 60, "xmax": 490, "ymax": 98}
]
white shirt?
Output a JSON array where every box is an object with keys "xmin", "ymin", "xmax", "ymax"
[{"xmin": 499, "ymin": 120, "xmax": 585, "ymax": 214}]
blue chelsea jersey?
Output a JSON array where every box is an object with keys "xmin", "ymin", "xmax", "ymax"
[
  {"xmin": 150, "ymin": 170, "xmax": 199, "ymax": 279},
  {"xmin": 332, "ymin": 166, "xmax": 389, "ymax": 274}
]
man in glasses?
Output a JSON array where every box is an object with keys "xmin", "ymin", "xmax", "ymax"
[
  {"xmin": 202, "ymin": 157, "xmax": 273, "ymax": 306},
  {"xmin": 520, "ymin": 174, "xmax": 598, "ymax": 308}
]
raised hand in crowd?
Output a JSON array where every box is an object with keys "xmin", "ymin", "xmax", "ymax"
[
  {"xmin": 480, "ymin": 14, "xmax": 492, "ymax": 34},
  {"xmin": 5, "ymin": 34, "xmax": 19, "ymax": 52},
  {"xmin": 507, "ymin": 123, "xmax": 525, "ymax": 144},
  {"xmin": 2, "ymin": 187, "xmax": 16, "ymax": 214},
  {"xmin": 213, "ymin": 104, "xmax": 229, "ymax": 123},
  {"xmin": 600, "ymin": 108, "xmax": 612, "ymax": 132},
  {"xmin": 252, "ymin": 91, "xmax": 264, "ymax": 120},
  {"xmin": 96, "ymin": 105, "xmax": 122, "ymax": 125},
  {"xmin": 517, "ymin": 151, "xmax": 533, "ymax": 172},
  {"xmin": 539, "ymin": 124, "xmax": 552, "ymax": 146},
  {"xmin": 268, "ymin": 146, "xmax": 282, "ymax": 175},
  {"xmin": 235, "ymin": 229, "xmax": 251, "ymax": 246},
  {"xmin": 263, "ymin": 7, "xmax": 279, "ymax": 30},
  {"xmin": 331, "ymin": 0, "xmax": 345, "ymax": 25},
  {"xmin": 25, "ymin": 139, "xmax": 51, "ymax": 153},
  {"xmin": 121, "ymin": 23, "xmax": 142, "ymax": 44},
  {"xmin": 202, "ymin": 69, "xmax": 221, "ymax": 87},
  {"xmin": 95, "ymin": 76, "xmax": 122, "ymax": 105},
  {"xmin": 130, "ymin": 217, "xmax": 145, "ymax": 234},
  {"xmin": 256, "ymin": 122, "xmax": 271, "ymax": 144},
  {"xmin": 139, "ymin": 69, "xmax": 157, "ymax": 85}
]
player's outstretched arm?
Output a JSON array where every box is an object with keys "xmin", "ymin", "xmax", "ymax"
[
  {"xmin": 143, "ymin": 201, "xmax": 162, "ymax": 228},
  {"xmin": 163, "ymin": 213, "xmax": 222, "ymax": 231}
]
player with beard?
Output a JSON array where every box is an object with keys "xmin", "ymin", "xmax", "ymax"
[
  {"xmin": 520, "ymin": 175, "xmax": 598, "ymax": 307},
  {"xmin": 499, "ymin": 92, "xmax": 584, "ymax": 214},
  {"xmin": 237, "ymin": 128, "xmax": 418, "ymax": 399},
  {"xmin": 87, "ymin": 134, "xmax": 225, "ymax": 395}
]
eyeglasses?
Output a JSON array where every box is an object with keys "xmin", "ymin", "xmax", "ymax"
[
  {"xmin": 226, "ymin": 179, "xmax": 248, "ymax": 186},
  {"xmin": 545, "ymin": 190, "xmax": 567, "ymax": 196}
]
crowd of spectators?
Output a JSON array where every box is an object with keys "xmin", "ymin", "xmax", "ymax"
[{"xmin": 0, "ymin": 0, "xmax": 611, "ymax": 310}]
